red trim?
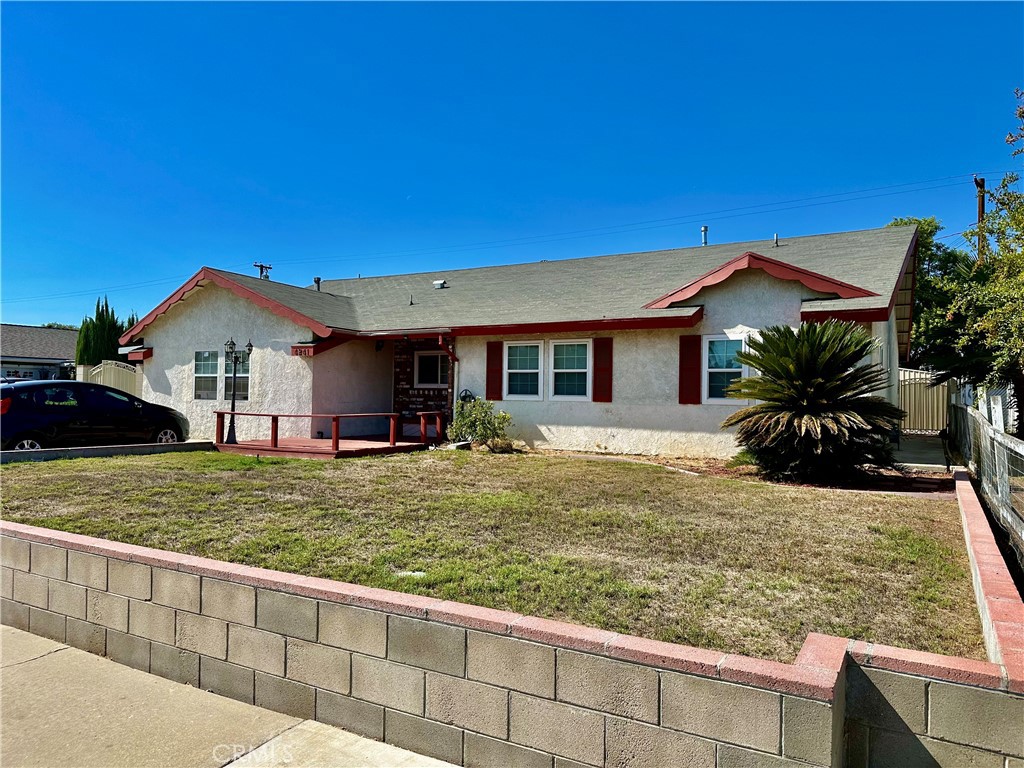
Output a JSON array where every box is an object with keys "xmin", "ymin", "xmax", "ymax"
[
  {"xmin": 592, "ymin": 337, "xmax": 613, "ymax": 403},
  {"xmin": 126, "ymin": 348, "xmax": 153, "ymax": 361},
  {"xmin": 485, "ymin": 341, "xmax": 503, "ymax": 401},
  {"xmin": 290, "ymin": 336, "xmax": 352, "ymax": 357},
  {"xmin": 645, "ymin": 252, "xmax": 878, "ymax": 310},
  {"xmin": 679, "ymin": 335, "xmax": 701, "ymax": 405},
  {"xmin": 119, "ymin": 267, "xmax": 336, "ymax": 345},
  {"xmin": 452, "ymin": 309, "xmax": 703, "ymax": 337},
  {"xmin": 800, "ymin": 230, "xmax": 919, "ymax": 329},
  {"xmin": 438, "ymin": 335, "xmax": 459, "ymax": 364}
]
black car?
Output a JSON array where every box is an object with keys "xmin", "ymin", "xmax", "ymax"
[{"xmin": 0, "ymin": 381, "xmax": 189, "ymax": 451}]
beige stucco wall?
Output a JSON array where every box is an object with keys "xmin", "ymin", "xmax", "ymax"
[
  {"xmin": 456, "ymin": 270, "xmax": 832, "ymax": 458},
  {"xmin": 139, "ymin": 286, "xmax": 315, "ymax": 441},
  {"xmin": 309, "ymin": 340, "xmax": 395, "ymax": 437}
]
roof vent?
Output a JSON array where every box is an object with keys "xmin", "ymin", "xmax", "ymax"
[
  {"xmin": 313, "ymin": 277, "xmax": 322, "ymax": 291},
  {"xmin": 433, "ymin": 279, "xmax": 448, "ymax": 290},
  {"xmin": 700, "ymin": 226, "xmax": 708, "ymax": 247}
]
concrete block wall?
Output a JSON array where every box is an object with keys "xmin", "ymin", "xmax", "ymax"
[
  {"xmin": 1, "ymin": 469, "xmax": 1021, "ymax": 767},
  {"xmin": 0, "ymin": 522, "xmax": 841, "ymax": 768}
]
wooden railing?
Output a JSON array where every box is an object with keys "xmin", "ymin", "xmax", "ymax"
[{"xmin": 214, "ymin": 410, "xmax": 445, "ymax": 449}]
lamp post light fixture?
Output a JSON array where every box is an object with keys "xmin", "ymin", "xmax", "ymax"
[{"xmin": 224, "ymin": 338, "xmax": 253, "ymax": 445}]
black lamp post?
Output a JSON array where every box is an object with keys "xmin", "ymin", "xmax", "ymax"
[{"xmin": 224, "ymin": 338, "xmax": 253, "ymax": 445}]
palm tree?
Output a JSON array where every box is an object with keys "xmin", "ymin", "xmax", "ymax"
[{"xmin": 722, "ymin": 320, "xmax": 905, "ymax": 482}]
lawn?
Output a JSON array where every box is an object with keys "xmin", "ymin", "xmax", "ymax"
[{"xmin": 0, "ymin": 450, "xmax": 985, "ymax": 663}]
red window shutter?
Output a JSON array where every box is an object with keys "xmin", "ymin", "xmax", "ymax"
[
  {"xmin": 486, "ymin": 341, "xmax": 503, "ymax": 401},
  {"xmin": 592, "ymin": 338, "xmax": 613, "ymax": 403},
  {"xmin": 679, "ymin": 335, "xmax": 702, "ymax": 404}
]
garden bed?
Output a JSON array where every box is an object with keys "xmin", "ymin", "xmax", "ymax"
[{"xmin": 0, "ymin": 450, "xmax": 985, "ymax": 662}]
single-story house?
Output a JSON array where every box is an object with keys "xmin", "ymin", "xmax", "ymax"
[
  {"xmin": 119, "ymin": 225, "xmax": 917, "ymax": 457},
  {"xmin": 0, "ymin": 324, "xmax": 78, "ymax": 382}
]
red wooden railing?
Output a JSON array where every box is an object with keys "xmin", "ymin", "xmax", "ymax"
[{"xmin": 214, "ymin": 410, "xmax": 445, "ymax": 450}]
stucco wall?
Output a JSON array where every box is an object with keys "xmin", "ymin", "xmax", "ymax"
[
  {"xmin": 139, "ymin": 286, "xmax": 314, "ymax": 441},
  {"xmin": 309, "ymin": 341, "xmax": 395, "ymax": 437},
  {"xmin": 456, "ymin": 271, "xmax": 832, "ymax": 458}
]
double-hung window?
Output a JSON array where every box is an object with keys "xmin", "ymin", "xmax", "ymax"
[
  {"xmin": 224, "ymin": 350, "xmax": 250, "ymax": 401},
  {"xmin": 703, "ymin": 336, "xmax": 745, "ymax": 403},
  {"xmin": 550, "ymin": 340, "xmax": 591, "ymax": 400},
  {"xmin": 414, "ymin": 352, "xmax": 450, "ymax": 388},
  {"xmin": 504, "ymin": 342, "xmax": 542, "ymax": 399},
  {"xmin": 194, "ymin": 351, "xmax": 219, "ymax": 400}
]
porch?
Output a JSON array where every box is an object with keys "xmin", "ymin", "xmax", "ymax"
[{"xmin": 213, "ymin": 410, "xmax": 445, "ymax": 459}]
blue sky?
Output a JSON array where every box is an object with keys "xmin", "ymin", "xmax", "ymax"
[{"xmin": 2, "ymin": 2, "xmax": 1021, "ymax": 327}]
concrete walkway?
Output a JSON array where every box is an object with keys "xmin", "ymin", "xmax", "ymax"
[
  {"xmin": 0, "ymin": 627, "xmax": 452, "ymax": 767},
  {"xmin": 894, "ymin": 434, "xmax": 956, "ymax": 471}
]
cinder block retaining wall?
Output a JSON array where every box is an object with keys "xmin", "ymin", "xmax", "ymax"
[{"xmin": 0, "ymin": 473, "xmax": 1021, "ymax": 767}]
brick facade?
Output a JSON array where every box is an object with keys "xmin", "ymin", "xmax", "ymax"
[{"xmin": 392, "ymin": 337, "xmax": 455, "ymax": 428}]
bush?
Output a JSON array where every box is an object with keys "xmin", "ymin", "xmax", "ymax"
[
  {"xmin": 447, "ymin": 399, "xmax": 513, "ymax": 449},
  {"xmin": 721, "ymin": 320, "xmax": 905, "ymax": 482}
]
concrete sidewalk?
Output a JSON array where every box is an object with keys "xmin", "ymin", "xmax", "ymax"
[{"xmin": 0, "ymin": 626, "xmax": 453, "ymax": 767}]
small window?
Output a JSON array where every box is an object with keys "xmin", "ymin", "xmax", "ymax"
[
  {"xmin": 414, "ymin": 352, "xmax": 450, "ymax": 389},
  {"xmin": 36, "ymin": 386, "xmax": 80, "ymax": 409},
  {"xmin": 505, "ymin": 342, "xmax": 542, "ymax": 399},
  {"xmin": 550, "ymin": 340, "xmax": 591, "ymax": 400},
  {"xmin": 703, "ymin": 336, "xmax": 745, "ymax": 403},
  {"xmin": 194, "ymin": 351, "xmax": 218, "ymax": 400},
  {"xmin": 224, "ymin": 350, "xmax": 250, "ymax": 401}
]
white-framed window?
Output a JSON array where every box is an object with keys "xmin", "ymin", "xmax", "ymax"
[
  {"xmin": 504, "ymin": 341, "xmax": 543, "ymax": 400},
  {"xmin": 224, "ymin": 350, "xmax": 250, "ymax": 401},
  {"xmin": 549, "ymin": 339, "xmax": 591, "ymax": 401},
  {"xmin": 702, "ymin": 335, "xmax": 746, "ymax": 404},
  {"xmin": 194, "ymin": 351, "xmax": 219, "ymax": 400},
  {"xmin": 414, "ymin": 351, "xmax": 450, "ymax": 389}
]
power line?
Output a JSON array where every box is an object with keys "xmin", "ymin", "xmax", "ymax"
[{"xmin": 4, "ymin": 171, "xmax": 1010, "ymax": 303}]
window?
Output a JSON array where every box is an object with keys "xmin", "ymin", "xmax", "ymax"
[
  {"xmin": 194, "ymin": 351, "xmax": 218, "ymax": 400},
  {"xmin": 703, "ymin": 336, "xmax": 745, "ymax": 403},
  {"xmin": 504, "ymin": 342, "xmax": 542, "ymax": 399},
  {"xmin": 224, "ymin": 350, "xmax": 250, "ymax": 401},
  {"xmin": 550, "ymin": 340, "xmax": 591, "ymax": 400},
  {"xmin": 414, "ymin": 352, "xmax": 450, "ymax": 388}
]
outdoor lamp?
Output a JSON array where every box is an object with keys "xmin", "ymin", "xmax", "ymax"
[{"xmin": 223, "ymin": 338, "xmax": 253, "ymax": 445}]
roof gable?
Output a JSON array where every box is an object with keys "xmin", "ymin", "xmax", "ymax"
[{"xmin": 643, "ymin": 251, "xmax": 878, "ymax": 309}]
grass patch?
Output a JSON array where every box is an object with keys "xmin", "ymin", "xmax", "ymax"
[{"xmin": 0, "ymin": 450, "xmax": 985, "ymax": 662}]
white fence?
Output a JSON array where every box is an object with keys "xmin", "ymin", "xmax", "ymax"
[
  {"xmin": 949, "ymin": 404, "xmax": 1024, "ymax": 567},
  {"xmin": 80, "ymin": 360, "xmax": 140, "ymax": 397}
]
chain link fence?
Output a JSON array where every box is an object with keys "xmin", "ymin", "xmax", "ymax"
[{"xmin": 949, "ymin": 403, "xmax": 1024, "ymax": 567}]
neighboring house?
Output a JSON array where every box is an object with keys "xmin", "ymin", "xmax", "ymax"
[
  {"xmin": 119, "ymin": 225, "xmax": 917, "ymax": 457},
  {"xmin": 0, "ymin": 324, "xmax": 78, "ymax": 381}
]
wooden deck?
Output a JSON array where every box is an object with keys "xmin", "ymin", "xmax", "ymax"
[{"xmin": 215, "ymin": 435, "xmax": 429, "ymax": 460}]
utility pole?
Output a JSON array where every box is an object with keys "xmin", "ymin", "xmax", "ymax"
[
  {"xmin": 974, "ymin": 176, "xmax": 986, "ymax": 262},
  {"xmin": 253, "ymin": 262, "xmax": 273, "ymax": 280}
]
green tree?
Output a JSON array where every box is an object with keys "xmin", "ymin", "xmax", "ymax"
[
  {"xmin": 42, "ymin": 322, "xmax": 79, "ymax": 330},
  {"xmin": 885, "ymin": 216, "xmax": 970, "ymax": 369},
  {"xmin": 932, "ymin": 92, "xmax": 1024, "ymax": 436},
  {"xmin": 75, "ymin": 297, "xmax": 137, "ymax": 366},
  {"xmin": 722, "ymin": 320, "xmax": 904, "ymax": 482}
]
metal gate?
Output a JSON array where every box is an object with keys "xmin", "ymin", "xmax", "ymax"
[
  {"xmin": 899, "ymin": 368, "xmax": 948, "ymax": 434},
  {"xmin": 84, "ymin": 360, "xmax": 140, "ymax": 397}
]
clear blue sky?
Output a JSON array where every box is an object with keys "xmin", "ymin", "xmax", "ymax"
[{"xmin": 2, "ymin": 2, "xmax": 1021, "ymax": 327}]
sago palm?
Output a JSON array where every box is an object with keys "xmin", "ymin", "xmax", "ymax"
[{"xmin": 721, "ymin": 320, "xmax": 905, "ymax": 481}]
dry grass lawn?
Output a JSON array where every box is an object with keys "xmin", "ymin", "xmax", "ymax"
[{"xmin": 0, "ymin": 450, "xmax": 985, "ymax": 662}]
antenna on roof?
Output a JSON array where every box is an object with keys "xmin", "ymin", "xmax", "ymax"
[
  {"xmin": 313, "ymin": 277, "xmax": 321, "ymax": 292},
  {"xmin": 700, "ymin": 226, "xmax": 708, "ymax": 246},
  {"xmin": 253, "ymin": 262, "xmax": 273, "ymax": 280}
]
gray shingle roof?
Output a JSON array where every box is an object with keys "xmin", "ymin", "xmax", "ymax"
[
  {"xmin": 204, "ymin": 225, "xmax": 915, "ymax": 335},
  {"xmin": 0, "ymin": 324, "xmax": 79, "ymax": 362}
]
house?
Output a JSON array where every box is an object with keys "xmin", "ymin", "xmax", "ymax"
[
  {"xmin": 0, "ymin": 324, "xmax": 78, "ymax": 382},
  {"xmin": 119, "ymin": 225, "xmax": 917, "ymax": 457}
]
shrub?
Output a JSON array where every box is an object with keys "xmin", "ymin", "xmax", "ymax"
[
  {"xmin": 447, "ymin": 399, "xmax": 513, "ymax": 449},
  {"xmin": 721, "ymin": 320, "xmax": 905, "ymax": 482}
]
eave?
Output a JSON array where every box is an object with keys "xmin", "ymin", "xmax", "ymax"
[
  {"xmin": 644, "ymin": 251, "xmax": 878, "ymax": 310},
  {"xmin": 119, "ymin": 267, "xmax": 336, "ymax": 345}
]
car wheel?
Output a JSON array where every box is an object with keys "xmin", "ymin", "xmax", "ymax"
[
  {"xmin": 154, "ymin": 427, "xmax": 181, "ymax": 444},
  {"xmin": 12, "ymin": 436, "xmax": 44, "ymax": 450}
]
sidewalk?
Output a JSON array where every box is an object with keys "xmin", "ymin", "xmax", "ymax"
[{"xmin": 0, "ymin": 626, "xmax": 453, "ymax": 767}]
